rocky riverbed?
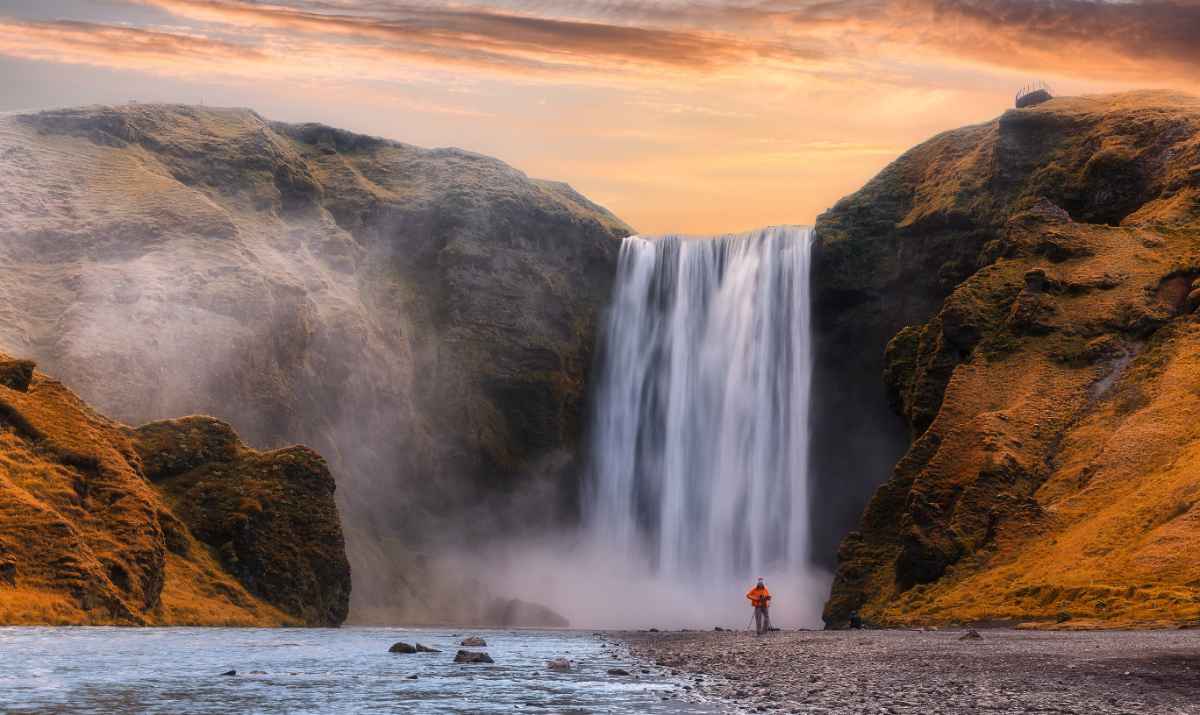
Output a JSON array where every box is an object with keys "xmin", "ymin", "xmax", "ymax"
[{"xmin": 624, "ymin": 628, "xmax": 1200, "ymax": 713}]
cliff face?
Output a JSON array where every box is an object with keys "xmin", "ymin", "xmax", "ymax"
[
  {"xmin": 0, "ymin": 104, "xmax": 629, "ymax": 621},
  {"xmin": 0, "ymin": 355, "xmax": 348, "ymax": 626},
  {"xmin": 819, "ymin": 91, "xmax": 1200, "ymax": 628}
]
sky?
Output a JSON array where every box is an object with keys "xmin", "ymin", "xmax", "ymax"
[{"xmin": 1, "ymin": 1, "xmax": 1198, "ymax": 234}]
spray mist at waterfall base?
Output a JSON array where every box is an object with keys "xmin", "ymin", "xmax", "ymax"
[
  {"xmin": 356, "ymin": 227, "xmax": 831, "ymax": 630},
  {"xmin": 457, "ymin": 226, "xmax": 832, "ymax": 630},
  {"xmin": 453, "ymin": 536, "xmax": 833, "ymax": 630}
]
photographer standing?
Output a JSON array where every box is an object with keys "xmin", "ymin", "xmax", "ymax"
[{"xmin": 746, "ymin": 578, "xmax": 772, "ymax": 635}]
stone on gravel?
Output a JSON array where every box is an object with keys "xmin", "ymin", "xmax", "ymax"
[{"xmin": 960, "ymin": 630, "xmax": 983, "ymax": 641}]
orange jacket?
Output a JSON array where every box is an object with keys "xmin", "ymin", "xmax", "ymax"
[{"xmin": 746, "ymin": 585, "xmax": 771, "ymax": 608}]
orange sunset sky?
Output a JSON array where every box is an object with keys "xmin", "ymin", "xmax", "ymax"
[{"xmin": 1, "ymin": 0, "xmax": 1198, "ymax": 233}]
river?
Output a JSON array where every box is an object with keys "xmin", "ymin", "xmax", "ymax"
[{"xmin": 0, "ymin": 627, "xmax": 718, "ymax": 713}]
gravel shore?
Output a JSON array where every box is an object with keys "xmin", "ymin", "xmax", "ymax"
[{"xmin": 622, "ymin": 628, "xmax": 1200, "ymax": 714}]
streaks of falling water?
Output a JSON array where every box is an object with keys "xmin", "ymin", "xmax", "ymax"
[{"xmin": 584, "ymin": 226, "xmax": 815, "ymax": 599}]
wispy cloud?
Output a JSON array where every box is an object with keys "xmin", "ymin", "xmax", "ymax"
[
  {"xmin": 2, "ymin": 1, "xmax": 1198, "ymax": 87},
  {"xmin": 1, "ymin": 1, "xmax": 1197, "ymax": 233}
]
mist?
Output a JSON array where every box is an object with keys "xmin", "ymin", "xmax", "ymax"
[{"xmin": 0, "ymin": 106, "xmax": 879, "ymax": 630}]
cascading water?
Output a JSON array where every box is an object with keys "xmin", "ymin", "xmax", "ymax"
[{"xmin": 580, "ymin": 226, "xmax": 826, "ymax": 626}]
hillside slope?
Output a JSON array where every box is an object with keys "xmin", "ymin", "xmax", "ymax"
[
  {"xmin": 0, "ymin": 104, "xmax": 631, "ymax": 621},
  {"xmin": 0, "ymin": 355, "xmax": 348, "ymax": 626},
  {"xmin": 819, "ymin": 91, "xmax": 1200, "ymax": 628}
]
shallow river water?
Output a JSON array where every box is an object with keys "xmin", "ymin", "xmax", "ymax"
[{"xmin": 0, "ymin": 627, "xmax": 717, "ymax": 714}]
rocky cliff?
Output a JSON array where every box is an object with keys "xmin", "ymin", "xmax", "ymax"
[
  {"xmin": 0, "ymin": 104, "xmax": 630, "ymax": 621},
  {"xmin": 0, "ymin": 355, "xmax": 348, "ymax": 625},
  {"xmin": 819, "ymin": 91, "xmax": 1200, "ymax": 628}
]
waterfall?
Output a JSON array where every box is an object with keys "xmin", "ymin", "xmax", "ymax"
[{"xmin": 581, "ymin": 226, "xmax": 823, "ymax": 625}]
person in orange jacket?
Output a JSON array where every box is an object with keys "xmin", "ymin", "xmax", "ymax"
[{"xmin": 746, "ymin": 577, "xmax": 772, "ymax": 635}]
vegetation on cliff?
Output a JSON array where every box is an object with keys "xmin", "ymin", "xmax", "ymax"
[
  {"xmin": 0, "ymin": 354, "xmax": 349, "ymax": 626},
  {"xmin": 820, "ymin": 91, "xmax": 1200, "ymax": 628}
]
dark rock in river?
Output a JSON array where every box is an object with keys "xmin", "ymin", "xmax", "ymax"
[
  {"xmin": 607, "ymin": 668, "xmax": 631, "ymax": 676},
  {"xmin": 454, "ymin": 650, "xmax": 494, "ymax": 664},
  {"xmin": 389, "ymin": 642, "xmax": 417, "ymax": 654},
  {"xmin": 460, "ymin": 636, "xmax": 487, "ymax": 647},
  {"xmin": 415, "ymin": 643, "xmax": 441, "ymax": 653},
  {"xmin": 547, "ymin": 657, "xmax": 572, "ymax": 671}
]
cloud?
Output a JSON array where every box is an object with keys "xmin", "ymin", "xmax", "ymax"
[
  {"xmin": 127, "ymin": 0, "xmax": 828, "ymax": 73},
  {"xmin": 0, "ymin": 19, "xmax": 265, "ymax": 70},
  {"xmin": 1, "ymin": 0, "xmax": 1197, "ymax": 89},
  {"xmin": 784, "ymin": 0, "xmax": 1200, "ymax": 79}
]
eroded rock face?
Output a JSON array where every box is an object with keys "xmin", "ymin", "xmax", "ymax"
[
  {"xmin": 818, "ymin": 91, "xmax": 1200, "ymax": 628},
  {"xmin": 134, "ymin": 417, "xmax": 350, "ymax": 627},
  {"xmin": 0, "ymin": 354, "xmax": 338, "ymax": 625},
  {"xmin": 0, "ymin": 104, "xmax": 631, "ymax": 620}
]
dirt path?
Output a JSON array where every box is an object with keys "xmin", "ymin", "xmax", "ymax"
[{"xmin": 622, "ymin": 628, "xmax": 1200, "ymax": 714}]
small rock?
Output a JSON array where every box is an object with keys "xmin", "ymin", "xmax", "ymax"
[
  {"xmin": 220, "ymin": 669, "xmax": 237, "ymax": 676},
  {"xmin": 0, "ymin": 358, "xmax": 35, "ymax": 392},
  {"xmin": 389, "ymin": 642, "xmax": 417, "ymax": 654},
  {"xmin": 454, "ymin": 650, "xmax": 494, "ymax": 664},
  {"xmin": 460, "ymin": 636, "xmax": 487, "ymax": 647},
  {"xmin": 1186, "ymin": 288, "xmax": 1200, "ymax": 313},
  {"xmin": 0, "ymin": 561, "xmax": 16, "ymax": 586},
  {"xmin": 1024, "ymin": 268, "xmax": 1047, "ymax": 293},
  {"xmin": 648, "ymin": 627, "xmax": 660, "ymax": 633},
  {"xmin": 547, "ymin": 657, "xmax": 572, "ymax": 671},
  {"xmin": 960, "ymin": 630, "xmax": 983, "ymax": 641},
  {"xmin": 415, "ymin": 643, "xmax": 441, "ymax": 653},
  {"xmin": 406, "ymin": 674, "xmax": 418, "ymax": 680},
  {"xmin": 607, "ymin": 668, "xmax": 631, "ymax": 676}
]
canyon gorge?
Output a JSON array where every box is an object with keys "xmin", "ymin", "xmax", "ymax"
[{"xmin": 1, "ymin": 90, "xmax": 1198, "ymax": 628}]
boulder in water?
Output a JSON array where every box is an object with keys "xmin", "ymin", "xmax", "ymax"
[
  {"xmin": 389, "ymin": 642, "xmax": 417, "ymax": 654},
  {"xmin": 460, "ymin": 636, "xmax": 487, "ymax": 647},
  {"xmin": 454, "ymin": 650, "xmax": 494, "ymax": 664},
  {"xmin": 547, "ymin": 657, "xmax": 572, "ymax": 671},
  {"xmin": 415, "ymin": 643, "xmax": 441, "ymax": 653},
  {"xmin": 220, "ymin": 669, "xmax": 237, "ymax": 676},
  {"xmin": 607, "ymin": 668, "xmax": 631, "ymax": 676}
]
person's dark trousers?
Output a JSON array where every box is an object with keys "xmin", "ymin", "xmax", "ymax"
[{"xmin": 754, "ymin": 606, "xmax": 770, "ymax": 635}]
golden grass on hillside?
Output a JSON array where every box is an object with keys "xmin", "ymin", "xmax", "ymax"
[
  {"xmin": 0, "ymin": 355, "xmax": 304, "ymax": 626},
  {"xmin": 825, "ymin": 92, "xmax": 1200, "ymax": 629}
]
